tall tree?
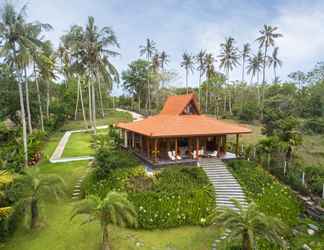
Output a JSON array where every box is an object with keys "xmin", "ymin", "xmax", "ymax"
[
  {"xmin": 210, "ymin": 200, "xmax": 288, "ymax": 250},
  {"xmin": 219, "ymin": 37, "xmax": 240, "ymax": 114},
  {"xmin": 72, "ymin": 192, "xmax": 137, "ymax": 250},
  {"xmin": 241, "ymin": 43, "xmax": 251, "ymax": 82},
  {"xmin": 159, "ymin": 51, "xmax": 169, "ymax": 88},
  {"xmin": 82, "ymin": 16, "xmax": 120, "ymax": 134},
  {"xmin": 196, "ymin": 49, "xmax": 206, "ymax": 102},
  {"xmin": 268, "ymin": 47, "xmax": 282, "ymax": 82},
  {"xmin": 181, "ymin": 52, "xmax": 195, "ymax": 94},
  {"xmin": 204, "ymin": 53, "xmax": 216, "ymax": 112},
  {"xmin": 139, "ymin": 38, "xmax": 157, "ymax": 114},
  {"xmin": 0, "ymin": 2, "xmax": 50, "ymax": 167},
  {"xmin": 256, "ymin": 25, "xmax": 283, "ymax": 84}
]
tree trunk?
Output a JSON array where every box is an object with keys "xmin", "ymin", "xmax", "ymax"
[
  {"xmin": 242, "ymin": 232, "xmax": 252, "ymax": 250},
  {"xmin": 186, "ymin": 69, "xmax": 189, "ymax": 94},
  {"xmin": 223, "ymin": 94, "xmax": 226, "ymax": 114},
  {"xmin": 79, "ymin": 77, "xmax": 88, "ymax": 129},
  {"xmin": 138, "ymin": 94, "xmax": 141, "ymax": 112},
  {"xmin": 30, "ymin": 198, "xmax": 38, "ymax": 229},
  {"xmin": 242, "ymin": 57, "xmax": 245, "ymax": 82},
  {"xmin": 34, "ymin": 66, "xmax": 44, "ymax": 132},
  {"xmin": 205, "ymin": 81, "xmax": 208, "ymax": 113},
  {"xmin": 262, "ymin": 45, "xmax": 268, "ymax": 84},
  {"xmin": 102, "ymin": 225, "xmax": 110, "ymax": 250},
  {"xmin": 24, "ymin": 68, "xmax": 33, "ymax": 134},
  {"xmin": 18, "ymin": 81, "xmax": 28, "ymax": 167},
  {"xmin": 91, "ymin": 78, "xmax": 97, "ymax": 135},
  {"xmin": 46, "ymin": 80, "xmax": 50, "ymax": 119},
  {"xmin": 88, "ymin": 80, "xmax": 93, "ymax": 128},
  {"xmin": 13, "ymin": 46, "xmax": 28, "ymax": 167},
  {"xmin": 74, "ymin": 76, "xmax": 80, "ymax": 120},
  {"xmin": 97, "ymin": 75, "xmax": 105, "ymax": 118},
  {"xmin": 198, "ymin": 71, "xmax": 202, "ymax": 104}
]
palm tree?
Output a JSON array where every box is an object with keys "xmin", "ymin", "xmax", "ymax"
[
  {"xmin": 210, "ymin": 200, "xmax": 288, "ymax": 250},
  {"xmin": 140, "ymin": 38, "xmax": 157, "ymax": 113},
  {"xmin": 159, "ymin": 51, "xmax": 169, "ymax": 88},
  {"xmin": 0, "ymin": 2, "xmax": 50, "ymax": 167},
  {"xmin": 241, "ymin": 43, "xmax": 251, "ymax": 82},
  {"xmin": 219, "ymin": 37, "xmax": 240, "ymax": 114},
  {"xmin": 14, "ymin": 168, "xmax": 65, "ymax": 229},
  {"xmin": 196, "ymin": 49, "xmax": 206, "ymax": 102},
  {"xmin": 204, "ymin": 53, "xmax": 216, "ymax": 112},
  {"xmin": 181, "ymin": 52, "xmax": 195, "ymax": 94},
  {"xmin": 268, "ymin": 47, "xmax": 282, "ymax": 82},
  {"xmin": 247, "ymin": 54, "xmax": 262, "ymax": 84},
  {"xmin": 72, "ymin": 192, "xmax": 137, "ymax": 250},
  {"xmin": 256, "ymin": 25, "xmax": 283, "ymax": 84},
  {"xmin": 83, "ymin": 16, "xmax": 120, "ymax": 134}
]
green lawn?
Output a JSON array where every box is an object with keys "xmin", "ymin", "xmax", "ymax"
[
  {"xmin": 1, "ymin": 117, "xmax": 219, "ymax": 250},
  {"xmin": 62, "ymin": 132, "xmax": 94, "ymax": 158}
]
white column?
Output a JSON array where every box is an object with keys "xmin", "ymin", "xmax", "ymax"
[{"xmin": 124, "ymin": 130, "xmax": 128, "ymax": 148}]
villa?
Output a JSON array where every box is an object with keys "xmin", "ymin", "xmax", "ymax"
[{"xmin": 117, "ymin": 93, "xmax": 251, "ymax": 165}]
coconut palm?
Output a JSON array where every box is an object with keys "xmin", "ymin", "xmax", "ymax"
[
  {"xmin": 181, "ymin": 52, "xmax": 195, "ymax": 94},
  {"xmin": 247, "ymin": 54, "xmax": 262, "ymax": 84},
  {"xmin": 241, "ymin": 43, "xmax": 251, "ymax": 82},
  {"xmin": 0, "ymin": 2, "xmax": 51, "ymax": 167},
  {"xmin": 159, "ymin": 51, "xmax": 169, "ymax": 88},
  {"xmin": 204, "ymin": 53, "xmax": 216, "ymax": 112},
  {"xmin": 256, "ymin": 25, "xmax": 282, "ymax": 84},
  {"xmin": 140, "ymin": 38, "xmax": 157, "ymax": 113},
  {"xmin": 268, "ymin": 47, "xmax": 282, "ymax": 82},
  {"xmin": 71, "ymin": 191, "xmax": 137, "ymax": 250},
  {"xmin": 210, "ymin": 199, "xmax": 288, "ymax": 250},
  {"xmin": 196, "ymin": 50, "xmax": 206, "ymax": 102},
  {"xmin": 82, "ymin": 16, "xmax": 120, "ymax": 134},
  {"xmin": 219, "ymin": 37, "xmax": 240, "ymax": 114},
  {"xmin": 13, "ymin": 168, "xmax": 65, "ymax": 229}
]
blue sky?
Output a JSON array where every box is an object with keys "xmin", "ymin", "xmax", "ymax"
[{"xmin": 18, "ymin": 0, "xmax": 324, "ymax": 94}]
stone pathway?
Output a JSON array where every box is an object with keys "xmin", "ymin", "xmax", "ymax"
[{"xmin": 199, "ymin": 158, "xmax": 248, "ymax": 210}]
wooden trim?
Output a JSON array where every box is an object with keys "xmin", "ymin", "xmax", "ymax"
[
  {"xmin": 147, "ymin": 137, "xmax": 150, "ymax": 159},
  {"xmin": 196, "ymin": 137, "xmax": 199, "ymax": 160},
  {"xmin": 235, "ymin": 134, "xmax": 239, "ymax": 156}
]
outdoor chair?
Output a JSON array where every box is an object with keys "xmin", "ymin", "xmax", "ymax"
[{"xmin": 168, "ymin": 151, "xmax": 176, "ymax": 161}]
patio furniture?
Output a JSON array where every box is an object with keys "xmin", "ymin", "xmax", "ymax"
[{"xmin": 168, "ymin": 151, "xmax": 176, "ymax": 161}]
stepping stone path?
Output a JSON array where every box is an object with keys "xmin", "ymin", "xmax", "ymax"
[
  {"xmin": 72, "ymin": 168, "xmax": 91, "ymax": 201},
  {"xmin": 199, "ymin": 158, "xmax": 248, "ymax": 210},
  {"xmin": 72, "ymin": 175, "xmax": 86, "ymax": 201}
]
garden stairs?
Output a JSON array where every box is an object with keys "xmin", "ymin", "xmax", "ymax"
[{"xmin": 199, "ymin": 158, "xmax": 248, "ymax": 210}]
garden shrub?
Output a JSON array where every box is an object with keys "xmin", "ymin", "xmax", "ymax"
[
  {"xmin": 129, "ymin": 188, "xmax": 214, "ymax": 229},
  {"xmin": 85, "ymin": 150, "xmax": 215, "ymax": 229},
  {"xmin": 228, "ymin": 160, "xmax": 301, "ymax": 226},
  {"xmin": 93, "ymin": 148, "xmax": 139, "ymax": 179},
  {"xmin": 303, "ymin": 117, "xmax": 324, "ymax": 134}
]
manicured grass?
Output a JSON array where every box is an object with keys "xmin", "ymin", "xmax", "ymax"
[
  {"xmin": 61, "ymin": 110, "xmax": 132, "ymax": 131},
  {"xmin": 62, "ymin": 132, "xmax": 94, "ymax": 158},
  {"xmin": 109, "ymin": 225, "xmax": 218, "ymax": 250},
  {"xmin": 1, "ymin": 115, "xmax": 219, "ymax": 250}
]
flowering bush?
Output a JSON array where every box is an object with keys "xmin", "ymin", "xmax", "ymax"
[
  {"xmin": 228, "ymin": 160, "xmax": 301, "ymax": 226},
  {"xmin": 85, "ymin": 162, "xmax": 215, "ymax": 229}
]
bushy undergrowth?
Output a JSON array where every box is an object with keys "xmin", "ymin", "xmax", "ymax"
[
  {"xmin": 85, "ymin": 149, "xmax": 215, "ymax": 229},
  {"xmin": 228, "ymin": 160, "xmax": 301, "ymax": 226}
]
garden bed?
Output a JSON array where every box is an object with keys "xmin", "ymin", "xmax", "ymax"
[{"xmin": 83, "ymin": 149, "xmax": 215, "ymax": 229}]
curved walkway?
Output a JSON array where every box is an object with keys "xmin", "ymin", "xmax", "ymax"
[{"xmin": 49, "ymin": 109, "xmax": 143, "ymax": 163}]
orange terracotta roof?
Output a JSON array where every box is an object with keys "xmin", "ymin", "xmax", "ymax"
[
  {"xmin": 159, "ymin": 93, "xmax": 200, "ymax": 115},
  {"xmin": 117, "ymin": 114, "xmax": 251, "ymax": 137}
]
